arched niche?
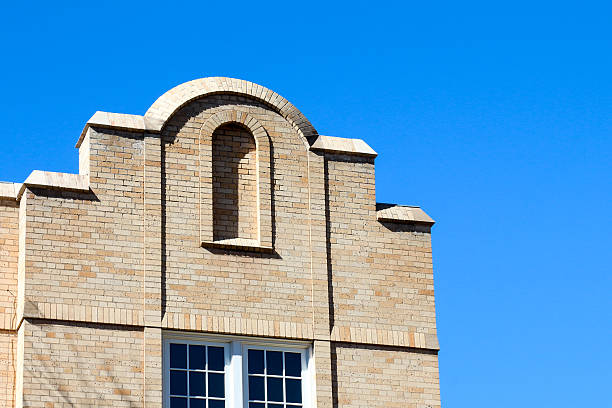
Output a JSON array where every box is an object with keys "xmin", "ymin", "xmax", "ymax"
[{"xmin": 200, "ymin": 109, "xmax": 272, "ymax": 250}]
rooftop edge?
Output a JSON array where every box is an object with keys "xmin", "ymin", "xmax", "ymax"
[
  {"xmin": 311, "ymin": 135, "xmax": 377, "ymax": 157},
  {"xmin": 376, "ymin": 203, "xmax": 435, "ymax": 225}
]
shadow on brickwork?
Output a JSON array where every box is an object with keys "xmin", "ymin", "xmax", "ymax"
[
  {"xmin": 379, "ymin": 221, "xmax": 431, "ymax": 234},
  {"xmin": 330, "ymin": 342, "xmax": 438, "ymax": 408},
  {"xmin": 161, "ymin": 132, "xmax": 167, "ymax": 320},
  {"xmin": 27, "ymin": 187, "xmax": 100, "ymax": 202},
  {"xmin": 212, "ymin": 123, "xmax": 256, "ymax": 241},
  {"xmin": 24, "ymin": 319, "xmax": 143, "ymax": 407},
  {"xmin": 330, "ymin": 342, "xmax": 339, "ymax": 408},
  {"xmin": 323, "ymin": 157, "xmax": 335, "ymax": 332}
]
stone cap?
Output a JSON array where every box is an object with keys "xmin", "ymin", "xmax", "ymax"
[
  {"xmin": 376, "ymin": 203, "xmax": 435, "ymax": 225},
  {"xmin": 310, "ymin": 135, "xmax": 377, "ymax": 157},
  {"xmin": 75, "ymin": 78, "xmax": 380, "ymax": 158},
  {"xmin": 5, "ymin": 171, "xmax": 90, "ymax": 200},
  {"xmin": 0, "ymin": 182, "xmax": 20, "ymax": 199},
  {"xmin": 76, "ymin": 111, "xmax": 155, "ymax": 148}
]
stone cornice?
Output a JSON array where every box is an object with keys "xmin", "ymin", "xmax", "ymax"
[
  {"xmin": 377, "ymin": 203, "xmax": 435, "ymax": 225},
  {"xmin": 3, "ymin": 171, "xmax": 90, "ymax": 201},
  {"xmin": 310, "ymin": 135, "xmax": 377, "ymax": 157}
]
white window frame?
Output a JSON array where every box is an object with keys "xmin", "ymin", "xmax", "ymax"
[{"xmin": 163, "ymin": 332, "xmax": 314, "ymax": 408}]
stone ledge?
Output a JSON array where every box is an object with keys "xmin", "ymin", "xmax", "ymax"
[
  {"xmin": 310, "ymin": 135, "xmax": 377, "ymax": 157},
  {"xmin": 76, "ymin": 111, "xmax": 156, "ymax": 148},
  {"xmin": 201, "ymin": 238, "xmax": 273, "ymax": 252},
  {"xmin": 17, "ymin": 170, "xmax": 90, "ymax": 200},
  {"xmin": 24, "ymin": 301, "xmax": 144, "ymax": 326},
  {"xmin": 331, "ymin": 325, "xmax": 440, "ymax": 351},
  {"xmin": 377, "ymin": 203, "xmax": 435, "ymax": 225},
  {"xmin": 0, "ymin": 182, "xmax": 21, "ymax": 199}
]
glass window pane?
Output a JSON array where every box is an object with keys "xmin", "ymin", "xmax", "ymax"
[
  {"xmin": 170, "ymin": 370, "xmax": 187, "ymax": 395},
  {"xmin": 189, "ymin": 399, "xmax": 205, "ymax": 408},
  {"xmin": 267, "ymin": 377, "xmax": 283, "ymax": 402},
  {"xmin": 189, "ymin": 372, "xmax": 206, "ymax": 397},
  {"xmin": 189, "ymin": 345, "xmax": 206, "ymax": 370},
  {"xmin": 249, "ymin": 403, "xmax": 265, "ymax": 408},
  {"xmin": 266, "ymin": 351, "xmax": 283, "ymax": 375},
  {"xmin": 170, "ymin": 344, "xmax": 187, "ymax": 369},
  {"xmin": 208, "ymin": 373, "xmax": 225, "ymax": 398},
  {"xmin": 208, "ymin": 346, "xmax": 225, "ymax": 371},
  {"xmin": 248, "ymin": 376, "xmax": 265, "ymax": 401},
  {"xmin": 284, "ymin": 353, "xmax": 301, "ymax": 377},
  {"xmin": 285, "ymin": 379, "xmax": 302, "ymax": 403},
  {"xmin": 209, "ymin": 400, "xmax": 225, "ymax": 408},
  {"xmin": 248, "ymin": 349, "xmax": 264, "ymax": 374},
  {"xmin": 268, "ymin": 405, "xmax": 284, "ymax": 408},
  {"xmin": 170, "ymin": 397, "xmax": 187, "ymax": 408}
]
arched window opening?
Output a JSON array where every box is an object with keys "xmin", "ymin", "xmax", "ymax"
[{"xmin": 212, "ymin": 123, "xmax": 258, "ymax": 241}]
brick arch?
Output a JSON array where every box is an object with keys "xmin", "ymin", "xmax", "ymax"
[
  {"xmin": 199, "ymin": 109, "xmax": 273, "ymax": 250},
  {"xmin": 145, "ymin": 77, "xmax": 317, "ymax": 146}
]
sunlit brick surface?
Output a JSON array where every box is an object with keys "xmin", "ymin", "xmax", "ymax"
[{"xmin": 0, "ymin": 78, "xmax": 440, "ymax": 407}]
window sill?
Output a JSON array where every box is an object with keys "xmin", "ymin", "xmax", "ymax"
[{"xmin": 202, "ymin": 238, "xmax": 273, "ymax": 252}]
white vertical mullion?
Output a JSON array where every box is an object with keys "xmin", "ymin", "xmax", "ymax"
[
  {"xmin": 163, "ymin": 341, "xmax": 169, "ymax": 408},
  {"xmin": 282, "ymin": 352, "xmax": 286, "ymax": 405},
  {"xmin": 303, "ymin": 347, "xmax": 312, "ymax": 408},
  {"xmin": 203, "ymin": 345, "xmax": 207, "ymax": 408},
  {"xmin": 263, "ymin": 350, "xmax": 268, "ymax": 406},
  {"xmin": 230, "ymin": 341, "xmax": 243, "ymax": 408},
  {"xmin": 187, "ymin": 344, "xmax": 191, "ymax": 406}
]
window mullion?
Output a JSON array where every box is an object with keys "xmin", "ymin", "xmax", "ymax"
[
  {"xmin": 187, "ymin": 344, "xmax": 191, "ymax": 404},
  {"xmin": 263, "ymin": 350, "xmax": 268, "ymax": 406},
  {"xmin": 230, "ymin": 341, "xmax": 243, "ymax": 408},
  {"xmin": 282, "ymin": 352, "xmax": 286, "ymax": 406}
]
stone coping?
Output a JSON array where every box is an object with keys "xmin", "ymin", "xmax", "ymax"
[
  {"xmin": 0, "ymin": 171, "xmax": 90, "ymax": 201},
  {"xmin": 77, "ymin": 76, "xmax": 320, "ymax": 147},
  {"xmin": 0, "ymin": 182, "xmax": 21, "ymax": 199},
  {"xmin": 77, "ymin": 112, "xmax": 377, "ymax": 159},
  {"xmin": 310, "ymin": 135, "xmax": 377, "ymax": 157},
  {"xmin": 144, "ymin": 77, "xmax": 318, "ymax": 140},
  {"xmin": 376, "ymin": 203, "xmax": 435, "ymax": 225},
  {"xmin": 201, "ymin": 238, "xmax": 274, "ymax": 252},
  {"xmin": 75, "ymin": 111, "xmax": 152, "ymax": 147}
]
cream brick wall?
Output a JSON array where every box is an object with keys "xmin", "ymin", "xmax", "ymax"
[
  {"xmin": 20, "ymin": 128, "xmax": 145, "ymax": 322},
  {"xmin": 20, "ymin": 320, "xmax": 143, "ymax": 407},
  {"xmin": 0, "ymin": 330, "xmax": 17, "ymax": 408},
  {"xmin": 161, "ymin": 94, "xmax": 315, "ymax": 328},
  {"xmin": 1, "ymin": 78, "xmax": 441, "ymax": 407},
  {"xmin": 325, "ymin": 155, "xmax": 438, "ymax": 347},
  {"xmin": 332, "ymin": 343, "xmax": 440, "ymax": 408},
  {"xmin": 0, "ymin": 200, "xmax": 19, "ymax": 331}
]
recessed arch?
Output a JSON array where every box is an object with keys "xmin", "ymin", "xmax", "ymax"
[
  {"xmin": 145, "ymin": 77, "xmax": 317, "ymax": 147},
  {"xmin": 200, "ymin": 109, "xmax": 272, "ymax": 249}
]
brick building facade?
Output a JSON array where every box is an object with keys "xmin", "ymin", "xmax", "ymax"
[{"xmin": 0, "ymin": 77, "xmax": 440, "ymax": 407}]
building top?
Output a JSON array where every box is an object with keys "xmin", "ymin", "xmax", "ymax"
[
  {"xmin": 376, "ymin": 203, "xmax": 435, "ymax": 225},
  {"xmin": 2, "ymin": 77, "xmax": 433, "ymax": 224}
]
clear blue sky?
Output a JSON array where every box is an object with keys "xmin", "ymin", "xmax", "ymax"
[{"xmin": 1, "ymin": 1, "xmax": 610, "ymax": 406}]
